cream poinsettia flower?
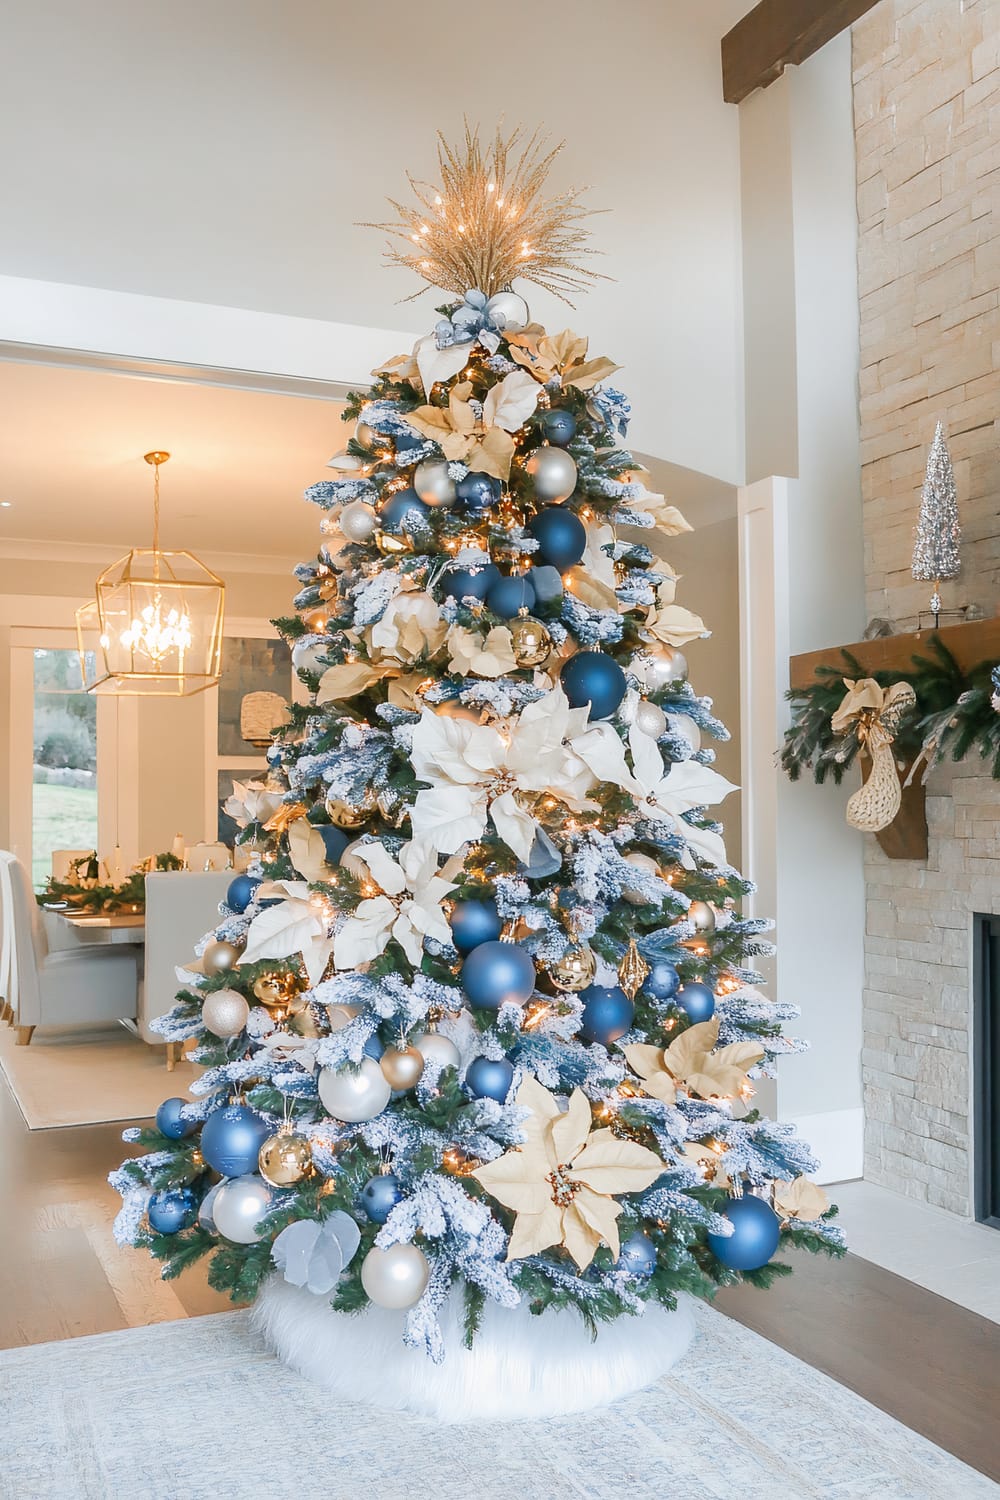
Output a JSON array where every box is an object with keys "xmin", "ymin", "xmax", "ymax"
[
  {"xmin": 369, "ymin": 590, "xmax": 448, "ymax": 664},
  {"xmin": 333, "ymin": 840, "xmax": 455, "ymax": 969},
  {"xmin": 473, "ymin": 1076, "xmax": 663, "ymax": 1270},
  {"xmin": 447, "ymin": 624, "xmax": 518, "ymax": 679},
  {"xmin": 222, "ymin": 779, "xmax": 286, "ymax": 829},
  {"xmin": 773, "ymin": 1177, "xmax": 830, "ymax": 1223},
  {"xmin": 506, "ymin": 328, "xmax": 621, "ymax": 392},
  {"xmin": 623, "ymin": 1018, "xmax": 764, "ymax": 1106},
  {"xmin": 624, "ymin": 480, "xmax": 693, "ymax": 537},
  {"xmin": 241, "ymin": 880, "xmax": 334, "ymax": 986},
  {"xmin": 404, "ymin": 370, "xmax": 538, "ymax": 480},
  {"xmin": 626, "ymin": 722, "xmax": 737, "ymax": 868},
  {"xmin": 409, "ymin": 686, "xmax": 636, "ymax": 860},
  {"xmin": 641, "ymin": 600, "xmax": 708, "ymax": 649}
]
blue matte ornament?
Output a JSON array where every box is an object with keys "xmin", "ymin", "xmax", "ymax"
[
  {"xmin": 539, "ymin": 408, "xmax": 577, "ymax": 446},
  {"xmin": 363, "ymin": 1032, "xmax": 385, "ymax": 1061},
  {"xmin": 579, "ymin": 984, "xmax": 635, "ymax": 1045},
  {"xmin": 449, "ymin": 898, "xmax": 503, "ymax": 955},
  {"xmin": 641, "ymin": 960, "xmax": 681, "ymax": 1002},
  {"xmin": 527, "ymin": 564, "xmax": 564, "ymax": 605},
  {"xmin": 617, "ymin": 1230, "xmax": 658, "ymax": 1279},
  {"xmin": 378, "ymin": 488, "xmax": 430, "ymax": 531},
  {"xmin": 318, "ymin": 824, "xmax": 350, "ymax": 864},
  {"xmin": 461, "ymin": 940, "xmax": 536, "ymax": 1011},
  {"xmin": 200, "ymin": 1104, "xmax": 271, "ymax": 1179},
  {"xmin": 360, "ymin": 1172, "xmax": 403, "ymax": 1225},
  {"xmin": 155, "ymin": 1096, "xmax": 197, "ymax": 1140},
  {"xmin": 676, "ymin": 980, "xmax": 716, "ymax": 1024},
  {"xmin": 707, "ymin": 1195, "xmax": 781, "ymax": 1271},
  {"xmin": 393, "ymin": 429, "xmax": 422, "ymax": 455},
  {"xmin": 517, "ymin": 829, "xmax": 563, "ymax": 879},
  {"xmin": 528, "ymin": 507, "xmax": 586, "ymax": 570},
  {"xmin": 225, "ymin": 874, "xmax": 261, "ymax": 914},
  {"xmin": 560, "ymin": 651, "xmax": 627, "ymax": 721},
  {"xmin": 465, "ymin": 1055, "xmax": 515, "ymax": 1103},
  {"xmin": 487, "ymin": 573, "xmax": 536, "ymax": 620},
  {"xmin": 148, "ymin": 1187, "xmax": 197, "ymax": 1235},
  {"xmin": 442, "ymin": 563, "xmax": 500, "ymax": 603},
  {"xmin": 456, "ymin": 471, "xmax": 502, "ymax": 511}
]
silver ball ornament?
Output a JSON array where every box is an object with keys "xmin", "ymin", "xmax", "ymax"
[
  {"xmin": 355, "ymin": 420, "xmax": 380, "ymax": 449},
  {"xmin": 318, "ymin": 1057, "xmax": 392, "ymax": 1122},
  {"xmin": 361, "ymin": 1243, "xmax": 431, "ymax": 1310},
  {"xmin": 622, "ymin": 851, "xmax": 660, "ymax": 906},
  {"xmin": 634, "ymin": 699, "xmax": 667, "ymax": 739},
  {"xmin": 291, "ymin": 638, "xmax": 329, "ymax": 677},
  {"xmin": 413, "ymin": 1030, "xmax": 461, "ymax": 1071},
  {"xmin": 485, "ymin": 290, "xmax": 530, "ymax": 329},
  {"xmin": 525, "ymin": 446, "xmax": 578, "ymax": 503},
  {"xmin": 340, "ymin": 500, "xmax": 378, "ymax": 543},
  {"xmin": 198, "ymin": 1180, "xmax": 223, "ymax": 1234},
  {"xmin": 413, "ymin": 458, "xmax": 457, "ymax": 508},
  {"xmin": 212, "ymin": 1174, "xmax": 272, "ymax": 1244},
  {"xmin": 687, "ymin": 900, "xmax": 717, "ymax": 933},
  {"xmin": 640, "ymin": 648, "xmax": 688, "ymax": 692},
  {"xmin": 202, "ymin": 989, "xmax": 250, "ymax": 1039},
  {"xmin": 669, "ymin": 713, "xmax": 702, "ymax": 752},
  {"xmin": 380, "ymin": 1045, "xmax": 425, "ymax": 1091}
]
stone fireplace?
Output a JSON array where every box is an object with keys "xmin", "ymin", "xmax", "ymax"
[{"xmin": 853, "ymin": 0, "xmax": 1000, "ymax": 1218}]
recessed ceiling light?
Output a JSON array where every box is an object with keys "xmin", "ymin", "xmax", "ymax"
[{"xmin": 0, "ymin": 501, "xmax": 12, "ymax": 508}]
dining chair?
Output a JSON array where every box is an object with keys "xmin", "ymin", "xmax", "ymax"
[
  {"xmin": 141, "ymin": 869, "xmax": 232, "ymax": 1066},
  {"xmin": 184, "ymin": 841, "xmax": 231, "ymax": 872},
  {"xmin": 50, "ymin": 849, "xmax": 93, "ymax": 883},
  {"xmin": 0, "ymin": 852, "xmax": 138, "ymax": 1045}
]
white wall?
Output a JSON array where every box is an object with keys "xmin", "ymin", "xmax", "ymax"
[
  {"xmin": 738, "ymin": 35, "xmax": 867, "ymax": 1179},
  {"xmin": 0, "ymin": 0, "xmax": 751, "ymax": 484}
]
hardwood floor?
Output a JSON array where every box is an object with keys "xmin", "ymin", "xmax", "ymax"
[{"xmin": 2, "ymin": 1070, "xmax": 998, "ymax": 1482}]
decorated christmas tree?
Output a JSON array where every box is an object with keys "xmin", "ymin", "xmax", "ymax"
[
  {"xmin": 113, "ymin": 125, "xmax": 843, "ymax": 1396},
  {"xmin": 911, "ymin": 420, "xmax": 961, "ymax": 623}
]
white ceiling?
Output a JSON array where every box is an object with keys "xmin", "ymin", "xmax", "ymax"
[{"xmin": 0, "ymin": 360, "xmax": 346, "ymax": 566}]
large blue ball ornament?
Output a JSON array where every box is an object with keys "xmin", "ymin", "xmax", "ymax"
[
  {"xmin": 466, "ymin": 1055, "xmax": 515, "ymax": 1103},
  {"xmin": 707, "ymin": 1195, "xmax": 782, "ymax": 1271},
  {"xmin": 539, "ymin": 408, "xmax": 577, "ymax": 447},
  {"xmin": 641, "ymin": 960, "xmax": 681, "ymax": 1002},
  {"xmin": 456, "ymin": 471, "xmax": 502, "ymax": 511},
  {"xmin": 617, "ymin": 1230, "xmax": 657, "ymax": 1279},
  {"xmin": 225, "ymin": 874, "xmax": 260, "ymax": 914},
  {"xmin": 676, "ymin": 980, "xmax": 716, "ymax": 1024},
  {"xmin": 528, "ymin": 507, "xmax": 586, "ymax": 570},
  {"xmin": 200, "ymin": 1104, "xmax": 271, "ymax": 1179},
  {"xmin": 579, "ymin": 984, "xmax": 635, "ymax": 1045},
  {"xmin": 449, "ymin": 898, "xmax": 503, "ymax": 955},
  {"xmin": 360, "ymin": 1172, "xmax": 403, "ymax": 1225},
  {"xmin": 318, "ymin": 824, "xmax": 350, "ymax": 864},
  {"xmin": 393, "ymin": 428, "xmax": 423, "ymax": 456},
  {"xmin": 528, "ymin": 564, "xmax": 564, "ymax": 606},
  {"xmin": 487, "ymin": 573, "xmax": 536, "ymax": 620},
  {"xmin": 442, "ymin": 563, "xmax": 500, "ymax": 603},
  {"xmin": 461, "ymin": 941, "xmax": 536, "ymax": 1011},
  {"xmin": 560, "ymin": 651, "xmax": 627, "ymax": 721},
  {"xmin": 155, "ymin": 1096, "xmax": 197, "ymax": 1141},
  {"xmin": 378, "ymin": 488, "xmax": 430, "ymax": 531},
  {"xmin": 148, "ymin": 1188, "xmax": 197, "ymax": 1235}
]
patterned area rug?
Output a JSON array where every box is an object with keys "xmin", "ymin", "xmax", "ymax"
[{"xmin": 0, "ymin": 1301, "xmax": 994, "ymax": 1499}]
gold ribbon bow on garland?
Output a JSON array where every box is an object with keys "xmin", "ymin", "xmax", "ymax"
[{"xmin": 830, "ymin": 677, "xmax": 917, "ymax": 834}]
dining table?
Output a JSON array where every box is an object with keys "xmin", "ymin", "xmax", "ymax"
[{"xmin": 47, "ymin": 908, "xmax": 146, "ymax": 945}]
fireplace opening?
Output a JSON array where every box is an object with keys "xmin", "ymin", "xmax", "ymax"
[{"xmin": 973, "ymin": 913, "xmax": 1000, "ymax": 1229}]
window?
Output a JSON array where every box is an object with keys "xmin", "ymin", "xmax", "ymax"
[{"xmin": 31, "ymin": 647, "xmax": 98, "ymax": 890}]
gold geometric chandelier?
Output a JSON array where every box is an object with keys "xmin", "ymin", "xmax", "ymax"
[{"xmin": 76, "ymin": 451, "xmax": 225, "ymax": 696}]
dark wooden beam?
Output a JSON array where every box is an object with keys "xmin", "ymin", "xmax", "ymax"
[
  {"xmin": 722, "ymin": 0, "xmax": 883, "ymax": 104},
  {"xmin": 788, "ymin": 617, "xmax": 1000, "ymax": 691}
]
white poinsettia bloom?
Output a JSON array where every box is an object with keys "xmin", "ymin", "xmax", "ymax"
[
  {"xmin": 581, "ymin": 522, "xmax": 620, "ymax": 593},
  {"xmin": 627, "ymin": 723, "xmax": 737, "ymax": 868},
  {"xmin": 626, "ymin": 483, "xmax": 693, "ymax": 537},
  {"xmin": 641, "ymin": 600, "xmax": 708, "ymax": 648},
  {"xmin": 222, "ymin": 779, "xmax": 285, "ymax": 829},
  {"xmin": 241, "ymin": 880, "xmax": 334, "ymax": 986},
  {"xmin": 333, "ymin": 841, "xmax": 456, "ymax": 969},
  {"xmin": 369, "ymin": 590, "xmax": 447, "ymax": 664},
  {"xmin": 447, "ymin": 624, "xmax": 517, "ymax": 679},
  {"xmin": 409, "ymin": 687, "xmax": 636, "ymax": 861}
]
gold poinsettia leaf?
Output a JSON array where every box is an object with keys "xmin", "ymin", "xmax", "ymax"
[
  {"xmin": 316, "ymin": 660, "xmax": 397, "ymax": 703},
  {"xmin": 548, "ymin": 1086, "xmax": 591, "ymax": 1164},
  {"xmin": 561, "ymin": 1195, "xmax": 605, "ymax": 1270},
  {"xmin": 469, "ymin": 425, "xmax": 516, "ymax": 480},
  {"xmin": 505, "ymin": 1203, "xmax": 563, "ymax": 1262},
  {"xmin": 564, "ymin": 566, "xmax": 619, "ymax": 611},
  {"xmin": 387, "ymin": 672, "xmax": 429, "ymax": 712},
  {"xmin": 774, "ymin": 1176, "xmax": 829, "ymax": 1222},
  {"xmin": 263, "ymin": 801, "xmax": 308, "ymax": 833},
  {"xmin": 287, "ymin": 819, "xmax": 337, "ymax": 884},
  {"xmin": 622, "ymin": 1043, "xmax": 678, "ymax": 1105},
  {"xmin": 663, "ymin": 1017, "xmax": 721, "ymax": 1076},
  {"xmin": 540, "ymin": 329, "xmax": 589, "ymax": 371},
  {"xmin": 570, "ymin": 1129, "xmax": 664, "ymax": 1194},
  {"xmin": 472, "ymin": 1150, "xmax": 554, "ymax": 1215},
  {"xmin": 372, "ymin": 350, "xmax": 422, "ymax": 389},
  {"xmin": 563, "ymin": 355, "xmax": 622, "ymax": 393},
  {"xmin": 572, "ymin": 1186, "xmax": 623, "ymax": 1264}
]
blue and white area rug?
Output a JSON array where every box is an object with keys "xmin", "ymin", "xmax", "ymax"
[{"xmin": 0, "ymin": 1300, "xmax": 994, "ymax": 1499}]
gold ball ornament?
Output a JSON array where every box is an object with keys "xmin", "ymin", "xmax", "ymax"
[
  {"xmin": 510, "ymin": 613, "xmax": 552, "ymax": 668},
  {"xmin": 622, "ymin": 851, "xmax": 661, "ymax": 906},
  {"xmin": 202, "ymin": 939, "xmax": 244, "ymax": 976},
  {"xmin": 379, "ymin": 1045, "xmax": 426, "ymax": 1091},
  {"xmin": 687, "ymin": 900, "xmax": 717, "ymax": 933},
  {"xmin": 548, "ymin": 942, "xmax": 597, "ymax": 992},
  {"xmin": 253, "ymin": 972, "xmax": 301, "ymax": 1009},
  {"xmin": 375, "ymin": 529, "xmax": 413, "ymax": 556},
  {"xmin": 201, "ymin": 989, "xmax": 251, "ymax": 1038},
  {"xmin": 258, "ymin": 1130, "xmax": 313, "ymax": 1187},
  {"xmin": 302, "ymin": 605, "xmax": 332, "ymax": 633},
  {"xmin": 326, "ymin": 789, "xmax": 378, "ymax": 828},
  {"xmin": 376, "ymin": 787, "xmax": 410, "ymax": 829}
]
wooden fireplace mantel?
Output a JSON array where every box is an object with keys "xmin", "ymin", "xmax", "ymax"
[{"xmin": 788, "ymin": 616, "xmax": 1000, "ymax": 862}]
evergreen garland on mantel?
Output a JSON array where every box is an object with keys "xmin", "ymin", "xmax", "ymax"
[{"xmin": 781, "ymin": 634, "xmax": 1000, "ymax": 784}]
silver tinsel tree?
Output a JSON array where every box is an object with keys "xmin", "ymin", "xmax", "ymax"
[{"xmin": 911, "ymin": 421, "xmax": 960, "ymax": 622}]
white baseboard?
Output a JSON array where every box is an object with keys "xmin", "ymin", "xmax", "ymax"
[{"xmin": 787, "ymin": 1106, "xmax": 864, "ymax": 1185}]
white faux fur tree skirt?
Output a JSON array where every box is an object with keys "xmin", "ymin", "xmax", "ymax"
[{"xmin": 250, "ymin": 1278, "xmax": 697, "ymax": 1421}]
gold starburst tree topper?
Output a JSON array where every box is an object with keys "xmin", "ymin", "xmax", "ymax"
[{"xmin": 368, "ymin": 122, "xmax": 604, "ymax": 302}]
